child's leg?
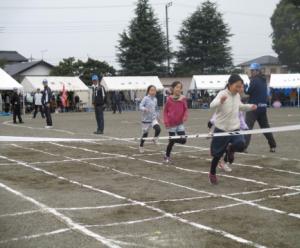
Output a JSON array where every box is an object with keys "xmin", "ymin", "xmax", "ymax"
[
  {"xmin": 166, "ymin": 132, "xmax": 176, "ymax": 157},
  {"xmin": 210, "ymin": 129, "xmax": 230, "ymax": 175},
  {"xmin": 140, "ymin": 132, "xmax": 148, "ymax": 147},
  {"xmin": 153, "ymin": 124, "xmax": 161, "ymax": 137},
  {"xmin": 227, "ymin": 135, "xmax": 245, "ymax": 163},
  {"xmin": 210, "ymin": 156, "xmax": 222, "ymax": 175},
  {"xmin": 174, "ymin": 131, "xmax": 187, "ymax": 144}
]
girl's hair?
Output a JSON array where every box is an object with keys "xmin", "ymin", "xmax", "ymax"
[
  {"xmin": 146, "ymin": 85, "xmax": 156, "ymax": 94},
  {"xmin": 226, "ymin": 74, "xmax": 244, "ymax": 88},
  {"xmin": 171, "ymin": 81, "xmax": 183, "ymax": 89}
]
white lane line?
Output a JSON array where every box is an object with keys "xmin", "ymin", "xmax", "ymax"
[
  {"xmin": 2, "ymin": 120, "xmax": 75, "ymax": 135},
  {"xmin": 0, "ymin": 155, "xmax": 267, "ymax": 248},
  {"xmin": 56, "ymin": 203, "xmax": 139, "ymax": 211},
  {"xmin": 11, "ymin": 144, "xmax": 59, "ymax": 157},
  {"xmin": 0, "ymin": 181, "xmax": 122, "ymax": 248},
  {"xmin": 15, "ymin": 143, "xmax": 300, "ymax": 219},
  {"xmin": 85, "ymin": 216, "xmax": 166, "ymax": 228},
  {"xmin": 2, "ymin": 190, "xmax": 299, "ymax": 244},
  {"xmin": 0, "ymin": 210, "xmax": 41, "ymax": 218},
  {"xmin": 30, "ymin": 157, "xmax": 117, "ymax": 165},
  {"xmin": 0, "ymin": 228, "xmax": 71, "ymax": 244}
]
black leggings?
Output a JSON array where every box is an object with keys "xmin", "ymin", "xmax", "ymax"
[
  {"xmin": 166, "ymin": 131, "xmax": 187, "ymax": 157},
  {"xmin": 140, "ymin": 124, "xmax": 161, "ymax": 147}
]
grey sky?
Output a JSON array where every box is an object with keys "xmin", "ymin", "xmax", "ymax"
[{"xmin": 0, "ymin": 0, "xmax": 280, "ymax": 69}]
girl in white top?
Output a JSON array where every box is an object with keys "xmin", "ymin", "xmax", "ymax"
[{"xmin": 208, "ymin": 74, "xmax": 257, "ymax": 185}]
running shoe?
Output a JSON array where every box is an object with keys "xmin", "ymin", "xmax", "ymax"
[
  {"xmin": 139, "ymin": 146, "xmax": 145, "ymax": 154},
  {"xmin": 208, "ymin": 173, "xmax": 218, "ymax": 185},
  {"xmin": 218, "ymin": 161, "xmax": 232, "ymax": 172}
]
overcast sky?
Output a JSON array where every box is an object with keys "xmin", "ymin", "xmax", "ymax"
[{"xmin": 0, "ymin": 0, "xmax": 280, "ymax": 69}]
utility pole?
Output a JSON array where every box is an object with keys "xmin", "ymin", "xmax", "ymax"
[
  {"xmin": 41, "ymin": 49, "xmax": 47, "ymax": 60},
  {"xmin": 165, "ymin": 2, "xmax": 172, "ymax": 75}
]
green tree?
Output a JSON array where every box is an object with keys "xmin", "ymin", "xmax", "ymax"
[
  {"xmin": 117, "ymin": 0, "xmax": 168, "ymax": 75},
  {"xmin": 50, "ymin": 57, "xmax": 116, "ymax": 86},
  {"xmin": 174, "ymin": 1, "xmax": 232, "ymax": 76},
  {"xmin": 271, "ymin": 0, "xmax": 300, "ymax": 72}
]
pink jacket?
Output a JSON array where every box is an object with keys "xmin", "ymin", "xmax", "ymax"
[{"xmin": 163, "ymin": 96, "xmax": 188, "ymax": 128}]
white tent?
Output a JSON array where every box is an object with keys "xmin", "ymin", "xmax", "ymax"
[
  {"xmin": 189, "ymin": 74, "xmax": 250, "ymax": 91},
  {"xmin": 101, "ymin": 76, "xmax": 164, "ymax": 91},
  {"xmin": 21, "ymin": 76, "xmax": 89, "ymax": 92},
  {"xmin": 21, "ymin": 76, "xmax": 90, "ymax": 107},
  {"xmin": 270, "ymin": 73, "xmax": 300, "ymax": 108},
  {"xmin": 0, "ymin": 68, "xmax": 23, "ymax": 91},
  {"xmin": 270, "ymin": 74, "xmax": 300, "ymax": 88}
]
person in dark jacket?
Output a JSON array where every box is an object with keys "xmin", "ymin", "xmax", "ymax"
[
  {"xmin": 244, "ymin": 63, "xmax": 276, "ymax": 152},
  {"xmin": 111, "ymin": 91, "xmax": 122, "ymax": 114},
  {"xmin": 41, "ymin": 79, "xmax": 53, "ymax": 128},
  {"xmin": 11, "ymin": 88, "xmax": 23, "ymax": 124},
  {"xmin": 92, "ymin": 74, "xmax": 107, "ymax": 134}
]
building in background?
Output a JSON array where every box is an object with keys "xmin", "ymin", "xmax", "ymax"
[
  {"xmin": 4, "ymin": 60, "xmax": 54, "ymax": 82},
  {"xmin": 0, "ymin": 51, "xmax": 28, "ymax": 64},
  {"xmin": 238, "ymin": 55, "xmax": 288, "ymax": 78}
]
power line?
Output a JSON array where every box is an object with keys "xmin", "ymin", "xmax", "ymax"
[{"xmin": 0, "ymin": 3, "xmax": 166, "ymax": 10}]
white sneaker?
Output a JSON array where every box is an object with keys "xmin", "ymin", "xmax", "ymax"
[
  {"xmin": 45, "ymin": 125, "xmax": 53, "ymax": 129},
  {"xmin": 218, "ymin": 161, "xmax": 232, "ymax": 172},
  {"xmin": 139, "ymin": 146, "xmax": 144, "ymax": 153}
]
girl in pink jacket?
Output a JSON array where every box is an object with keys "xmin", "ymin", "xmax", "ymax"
[{"xmin": 163, "ymin": 81, "xmax": 188, "ymax": 163}]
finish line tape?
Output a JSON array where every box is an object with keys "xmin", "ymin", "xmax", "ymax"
[{"xmin": 0, "ymin": 124, "xmax": 300, "ymax": 142}]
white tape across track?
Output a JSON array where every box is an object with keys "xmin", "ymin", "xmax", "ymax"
[{"xmin": 0, "ymin": 124, "xmax": 300, "ymax": 142}]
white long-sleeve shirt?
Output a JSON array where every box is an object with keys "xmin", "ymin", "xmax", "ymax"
[
  {"xmin": 34, "ymin": 92, "xmax": 43, "ymax": 106},
  {"xmin": 210, "ymin": 89, "xmax": 253, "ymax": 131}
]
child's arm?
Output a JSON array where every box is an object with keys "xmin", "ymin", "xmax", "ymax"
[
  {"xmin": 239, "ymin": 102, "xmax": 256, "ymax": 112},
  {"xmin": 210, "ymin": 92, "xmax": 226, "ymax": 109},
  {"xmin": 208, "ymin": 113, "xmax": 216, "ymax": 128},
  {"xmin": 183, "ymin": 97, "xmax": 189, "ymax": 122},
  {"xmin": 139, "ymin": 97, "xmax": 147, "ymax": 112},
  {"xmin": 163, "ymin": 99, "xmax": 170, "ymax": 127},
  {"xmin": 239, "ymin": 112, "xmax": 249, "ymax": 130}
]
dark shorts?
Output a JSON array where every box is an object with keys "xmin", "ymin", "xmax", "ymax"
[{"xmin": 210, "ymin": 127, "xmax": 245, "ymax": 157}]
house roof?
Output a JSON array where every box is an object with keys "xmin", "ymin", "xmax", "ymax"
[
  {"xmin": 0, "ymin": 51, "xmax": 28, "ymax": 63},
  {"xmin": 238, "ymin": 55, "xmax": 280, "ymax": 67},
  {"xmin": 4, "ymin": 60, "xmax": 54, "ymax": 76}
]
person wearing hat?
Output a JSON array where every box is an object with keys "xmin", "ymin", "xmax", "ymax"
[
  {"xmin": 41, "ymin": 79, "xmax": 53, "ymax": 128},
  {"xmin": 92, "ymin": 74, "xmax": 107, "ymax": 134},
  {"xmin": 33, "ymin": 88, "xmax": 45, "ymax": 119},
  {"xmin": 244, "ymin": 63, "xmax": 276, "ymax": 152},
  {"xmin": 11, "ymin": 87, "xmax": 24, "ymax": 124}
]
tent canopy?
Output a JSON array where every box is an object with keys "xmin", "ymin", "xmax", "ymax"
[
  {"xmin": 189, "ymin": 74, "xmax": 250, "ymax": 91},
  {"xmin": 270, "ymin": 74, "xmax": 300, "ymax": 89},
  {"xmin": 0, "ymin": 68, "xmax": 23, "ymax": 90},
  {"xmin": 21, "ymin": 76, "xmax": 89, "ymax": 92},
  {"xmin": 101, "ymin": 76, "xmax": 164, "ymax": 91}
]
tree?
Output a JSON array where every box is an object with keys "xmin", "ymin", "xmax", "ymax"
[
  {"xmin": 174, "ymin": 1, "xmax": 232, "ymax": 76},
  {"xmin": 50, "ymin": 57, "xmax": 116, "ymax": 86},
  {"xmin": 117, "ymin": 0, "xmax": 168, "ymax": 75},
  {"xmin": 271, "ymin": 0, "xmax": 300, "ymax": 72}
]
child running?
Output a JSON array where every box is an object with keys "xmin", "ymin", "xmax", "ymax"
[
  {"xmin": 139, "ymin": 85, "xmax": 161, "ymax": 153},
  {"xmin": 207, "ymin": 82, "xmax": 249, "ymax": 172},
  {"xmin": 163, "ymin": 81, "xmax": 188, "ymax": 163},
  {"xmin": 209, "ymin": 74, "xmax": 257, "ymax": 185}
]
